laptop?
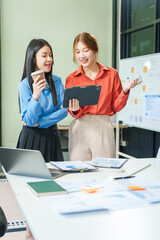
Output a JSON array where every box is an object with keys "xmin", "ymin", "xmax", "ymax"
[{"xmin": 0, "ymin": 147, "xmax": 58, "ymax": 179}]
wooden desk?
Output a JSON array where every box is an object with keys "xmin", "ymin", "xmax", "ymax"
[
  {"xmin": 4, "ymin": 158, "xmax": 160, "ymax": 240},
  {"xmin": 0, "ymin": 180, "xmax": 26, "ymax": 239},
  {"xmin": 58, "ymin": 125, "xmax": 69, "ymax": 131},
  {"xmin": 58, "ymin": 124, "xmax": 128, "ymax": 130}
]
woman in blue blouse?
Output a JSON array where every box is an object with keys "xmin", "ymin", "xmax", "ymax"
[{"xmin": 17, "ymin": 39, "xmax": 68, "ymax": 162}]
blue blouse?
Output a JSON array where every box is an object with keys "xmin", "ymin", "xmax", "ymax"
[{"xmin": 19, "ymin": 75, "xmax": 68, "ymax": 128}]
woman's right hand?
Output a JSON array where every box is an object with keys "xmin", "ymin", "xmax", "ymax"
[
  {"xmin": 69, "ymin": 99, "xmax": 80, "ymax": 112},
  {"xmin": 21, "ymin": 119, "xmax": 39, "ymax": 127},
  {"xmin": 32, "ymin": 75, "xmax": 47, "ymax": 101}
]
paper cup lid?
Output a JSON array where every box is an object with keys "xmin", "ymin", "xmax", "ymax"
[{"xmin": 31, "ymin": 70, "xmax": 44, "ymax": 76}]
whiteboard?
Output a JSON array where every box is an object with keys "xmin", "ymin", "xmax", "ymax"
[{"xmin": 119, "ymin": 53, "xmax": 160, "ymax": 132}]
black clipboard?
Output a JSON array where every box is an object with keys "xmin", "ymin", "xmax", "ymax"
[{"xmin": 63, "ymin": 85, "xmax": 101, "ymax": 108}]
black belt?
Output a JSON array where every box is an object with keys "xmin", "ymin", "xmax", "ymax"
[{"xmin": 22, "ymin": 124, "xmax": 58, "ymax": 136}]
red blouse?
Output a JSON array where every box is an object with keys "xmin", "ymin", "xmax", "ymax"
[{"xmin": 65, "ymin": 62, "xmax": 129, "ymax": 119}]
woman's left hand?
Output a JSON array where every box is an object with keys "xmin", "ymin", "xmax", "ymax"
[
  {"xmin": 123, "ymin": 78, "xmax": 142, "ymax": 94},
  {"xmin": 69, "ymin": 98, "xmax": 80, "ymax": 112}
]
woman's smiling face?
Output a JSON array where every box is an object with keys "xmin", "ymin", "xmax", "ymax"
[
  {"xmin": 75, "ymin": 41, "xmax": 96, "ymax": 68},
  {"xmin": 34, "ymin": 45, "xmax": 53, "ymax": 73}
]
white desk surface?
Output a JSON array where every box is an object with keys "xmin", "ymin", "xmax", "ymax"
[{"xmin": 5, "ymin": 158, "xmax": 160, "ymax": 240}]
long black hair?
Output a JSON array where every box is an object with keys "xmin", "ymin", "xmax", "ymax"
[{"xmin": 21, "ymin": 39, "xmax": 57, "ymax": 107}]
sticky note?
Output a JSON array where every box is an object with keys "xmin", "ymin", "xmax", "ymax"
[
  {"xmin": 81, "ymin": 187, "xmax": 99, "ymax": 193},
  {"xmin": 142, "ymin": 85, "xmax": 146, "ymax": 91},
  {"xmin": 143, "ymin": 66, "xmax": 147, "ymax": 73},
  {"xmin": 134, "ymin": 98, "xmax": 138, "ymax": 104},
  {"xmin": 128, "ymin": 186, "xmax": 146, "ymax": 191},
  {"xmin": 131, "ymin": 66, "xmax": 134, "ymax": 73}
]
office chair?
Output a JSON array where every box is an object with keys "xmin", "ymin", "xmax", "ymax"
[
  {"xmin": 157, "ymin": 147, "xmax": 160, "ymax": 158},
  {"xmin": 0, "ymin": 207, "xmax": 7, "ymax": 237}
]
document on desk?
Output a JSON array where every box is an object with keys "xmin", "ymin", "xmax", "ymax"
[
  {"xmin": 42, "ymin": 177, "xmax": 108, "ymax": 214},
  {"xmin": 50, "ymin": 161, "xmax": 97, "ymax": 172},
  {"xmin": 89, "ymin": 158, "xmax": 128, "ymax": 168},
  {"xmin": 56, "ymin": 177, "xmax": 104, "ymax": 193},
  {"xmin": 42, "ymin": 177, "xmax": 160, "ymax": 214}
]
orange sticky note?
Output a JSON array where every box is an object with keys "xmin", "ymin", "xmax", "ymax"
[
  {"xmin": 81, "ymin": 187, "xmax": 99, "ymax": 193},
  {"xmin": 142, "ymin": 85, "xmax": 146, "ymax": 91},
  {"xmin": 128, "ymin": 186, "xmax": 146, "ymax": 191},
  {"xmin": 134, "ymin": 98, "xmax": 138, "ymax": 104},
  {"xmin": 143, "ymin": 66, "xmax": 147, "ymax": 73},
  {"xmin": 131, "ymin": 66, "xmax": 134, "ymax": 73}
]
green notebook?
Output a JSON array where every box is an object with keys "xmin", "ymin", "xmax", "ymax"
[{"xmin": 26, "ymin": 180, "xmax": 67, "ymax": 197}]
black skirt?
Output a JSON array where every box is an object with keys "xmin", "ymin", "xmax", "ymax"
[{"xmin": 17, "ymin": 125, "xmax": 64, "ymax": 162}]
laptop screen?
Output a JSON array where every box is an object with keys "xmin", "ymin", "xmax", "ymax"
[{"xmin": 0, "ymin": 147, "xmax": 52, "ymax": 179}]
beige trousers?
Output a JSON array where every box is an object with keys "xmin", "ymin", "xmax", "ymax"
[{"xmin": 69, "ymin": 115, "xmax": 116, "ymax": 161}]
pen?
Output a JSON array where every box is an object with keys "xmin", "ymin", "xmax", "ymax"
[{"xmin": 113, "ymin": 175, "xmax": 135, "ymax": 180}]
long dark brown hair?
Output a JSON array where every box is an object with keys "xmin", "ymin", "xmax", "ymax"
[{"xmin": 21, "ymin": 39, "xmax": 57, "ymax": 107}]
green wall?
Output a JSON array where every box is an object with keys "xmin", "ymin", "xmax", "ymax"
[{"xmin": 1, "ymin": 0, "xmax": 113, "ymax": 147}]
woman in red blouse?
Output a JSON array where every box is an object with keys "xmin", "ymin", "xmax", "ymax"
[{"xmin": 65, "ymin": 32, "xmax": 142, "ymax": 161}]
